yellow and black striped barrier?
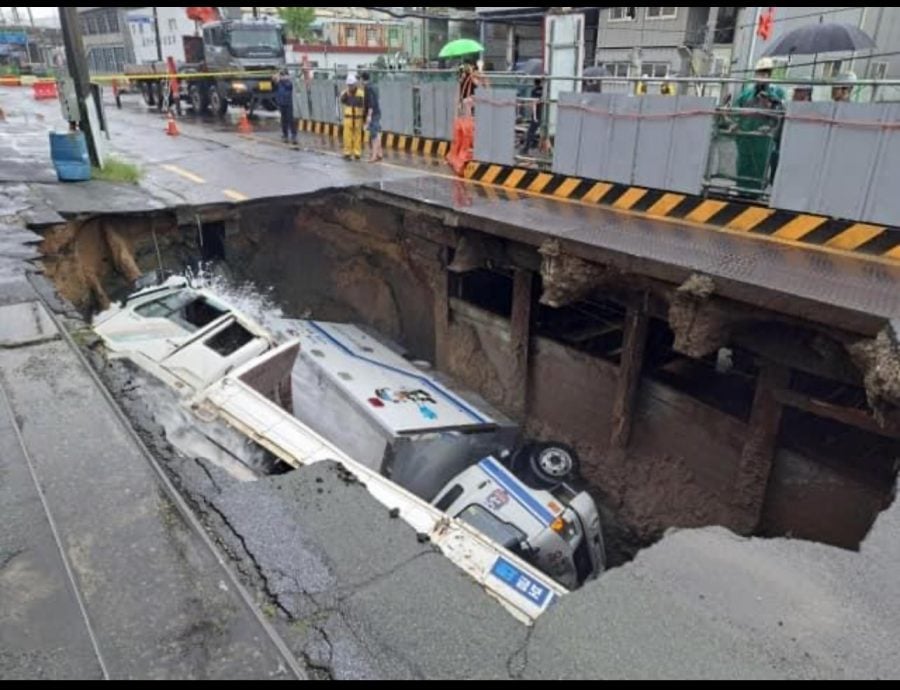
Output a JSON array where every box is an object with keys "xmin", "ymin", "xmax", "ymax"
[
  {"xmin": 460, "ymin": 162, "xmax": 900, "ymax": 263},
  {"xmin": 285, "ymin": 117, "xmax": 900, "ymax": 264},
  {"xmin": 299, "ymin": 120, "xmax": 450, "ymax": 158}
]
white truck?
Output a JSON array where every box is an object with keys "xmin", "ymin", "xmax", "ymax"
[
  {"xmin": 92, "ymin": 277, "xmax": 605, "ymax": 620},
  {"xmin": 287, "ymin": 320, "xmax": 606, "ymax": 590}
]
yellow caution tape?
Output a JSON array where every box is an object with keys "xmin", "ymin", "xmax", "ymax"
[{"xmin": 91, "ymin": 70, "xmax": 281, "ymax": 84}]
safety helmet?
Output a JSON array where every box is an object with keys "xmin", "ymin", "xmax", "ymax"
[
  {"xmin": 346, "ymin": 73, "xmax": 358, "ymax": 86},
  {"xmin": 833, "ymin": 71, "xmax": 858, "ymax": 84},
  {"xmin": 755, "ymin": 57, "xmax": 776, "ymax": 72}
]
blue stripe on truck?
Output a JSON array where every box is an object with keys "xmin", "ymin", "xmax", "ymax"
[
  {"xmin": 307, "ymin": 321, "xmax": 490, "ymax": 425},
  {"xmin": 479, "ymin": 458, "xmax": 555, "ymax": 527}
]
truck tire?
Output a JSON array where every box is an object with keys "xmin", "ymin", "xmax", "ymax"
[
  {"xmin": 513, "ymin": 442, "xmax": 581, "ymax": 489},
  {"xmin": 210, "ymin": 85, "xmax": 228, "ymax": 117},
  {"xmin": 189, "ymin": 84, "xmax": 210, "ymax": 114},
  {"xmin": 141, "ymin": 82, "xmax": 155, "ymax": 107}
]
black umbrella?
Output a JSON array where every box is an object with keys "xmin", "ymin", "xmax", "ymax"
[
  {"xmin": 518, "ymin": 58, "xmax": 544, "ymax": 76},
  {"xmin": 764, "ymin": 22, "xmax": 876, "ymax": 57}
]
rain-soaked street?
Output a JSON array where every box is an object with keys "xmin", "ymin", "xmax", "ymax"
[{"xmin": 3, "ymin": 46, "xmax": 900, "ymax": 680}]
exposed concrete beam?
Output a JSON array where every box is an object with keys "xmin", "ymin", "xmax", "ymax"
[
  {"xmin": 733, "ymin": 364, "xmax": 791, "ymax": 535},
  {"xmin": 510, "ymin": 269, "xmax": 534, "ymax": 418},
  {"xmin": 610, "ymin": 298, "xmax": 650, "ymax": 453}
]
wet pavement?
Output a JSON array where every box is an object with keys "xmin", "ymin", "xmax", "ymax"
[{"xmin": 3, "ymin": 85, "xmax": 900, "ymax": 679}]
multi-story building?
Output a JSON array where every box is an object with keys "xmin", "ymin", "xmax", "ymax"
[
  {"xmin": 594, "ymin": 7, "xmax": 738, "ymax": 82},
  {"xmin": 126, "ymin": 7, "xmax": 197, "ymax": 65},
  {"xmin": 78, "ymin": 7, "xmax": 136, "ymax": 74},
  {"xmin": 733, "ymin": 7, "xmax": 899, "ymax": 83}
]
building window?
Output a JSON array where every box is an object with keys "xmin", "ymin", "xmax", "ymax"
[
  {"xmin": 388, "ymin": 27, "xmax": 401, "ymax": 47},
  {"xmin": 97, "ymin": 14, "xmax": 109, "ymax": 34},
  {"xmin": 870, "ymin": 62, "xmax": 888, "ymax": 79},
  {"xmin": 346, "ymin": 27, "xmax": 357, "ymax": 46},
  {"xmin": 108, "ymin": 10, "xmax": 120, "ymax": 33},
  {"xmin": 646, "ymin": 7, "xmax": 678, "ymax": 20},
  {"xmin": 823, "ymin": 60, "xmax": 843, "ymax": 78},
  {"xmin": 367, "ymin": 27, "xmax": 378, "ymax": 47},
  {"xmin": 169, "ymin": 19, "xmax": 178, "ymax": 32},
  {"xmin": 609, "ymin": 7, "xmax": 637, "ymax": 22},
  {"xmin": 641, "ymin": 62, "xmax": 669, "ymax": 78},
  {"xmin": 609, "ymin": 62, "xmax": 631, "ymax": 78}
]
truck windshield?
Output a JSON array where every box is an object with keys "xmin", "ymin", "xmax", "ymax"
[
  {"xmin": 457, "ymin": 505, "xmax": 526, "ymax": 551},
  {"xmin": 228, "ymin": 28, "xmax": 283, "ymax": 52}
]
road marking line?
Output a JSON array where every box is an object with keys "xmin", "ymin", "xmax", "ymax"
[{"xmin": 161, "ymin": 164, "xmax": 206, "ymax": 184}]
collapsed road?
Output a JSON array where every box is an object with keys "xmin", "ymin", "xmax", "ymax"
[{"xmin": 1, "ymin": 82, "xmax": 899, "ymax": 680}]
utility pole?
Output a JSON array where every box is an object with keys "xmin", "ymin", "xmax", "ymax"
[
  {"xmin": 27, "ymin": 8, "xmax": 35, "ymax": 28},
  {"xmin": 152, "ymin": 7, "xmax": 163, "ymax": 61},
  {"xmin": 58, "ymin": 7, "xmax": 100, "ymax": 167}
]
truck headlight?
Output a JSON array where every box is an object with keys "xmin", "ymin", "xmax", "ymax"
[{"xmin": 231, "ymin": 82, "xmax": 247, "ymax": 92}]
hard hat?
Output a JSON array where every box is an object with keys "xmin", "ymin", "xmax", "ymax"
[
  {"xmin": 346, "ymin": 73, "xmax": 358, "ymax": 86},
  {"xmin": 834, "ymin": 71, "xmax": 858, "ymax": 84},
  {"xmin": 755, "ymin": 57, "xmax": 776, "ymax": 72}
]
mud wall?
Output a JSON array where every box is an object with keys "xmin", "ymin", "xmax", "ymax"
[
  {"xmin": 230, "ymin": 196, "xmax": 445, "ymax": 362},
  {"xmin": 445, "ymin": 300, "xmax": 892, "ymax": 547},
  {"xmin": 39, "ymin": 215, "xmax": 185, "ymax": 313}
]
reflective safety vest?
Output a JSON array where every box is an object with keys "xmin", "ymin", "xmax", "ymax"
[{"xmin": 341, "ymin": 86, "xmax": 366, "ymax": 120}]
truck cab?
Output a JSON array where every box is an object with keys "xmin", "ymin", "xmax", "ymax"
[{"xmin": 189, "ymin": 17, "xmax": 286, "ymax": 115}]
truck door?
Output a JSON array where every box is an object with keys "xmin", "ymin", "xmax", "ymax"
[{"xmin": 544, "ymin": 12, "xmax": 585, "ymax": 136}]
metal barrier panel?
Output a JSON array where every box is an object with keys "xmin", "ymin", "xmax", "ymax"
[
  {"xmin": 418, "ymin": 82, "xmax": 456, "ymax": 140},
  {"xmin": 633, "ymin": 96, "xmax": 680, "ymax": 192},
  {"xmin": 474, "ymin": 89, "xmax": 518, "ymax": 168},
  {"xmin": 552, "ymin": 92, "xmax": 588, "ymax": 177},
  {"xmin": 576, "ymin": 94, "xmax": 615, "ymax": 182},
  {"xmin": 380, "ymin": 81, "xmax": 415, "ymax": 136},
  {"xmin": 670, "ymin": 96, "xmax": 718, "ymax": 196},
  {"xmin": 295, "ymin": 81, "xmax": 312, "ymax": 121},
  {"xmin": 311, "ymin": 80, "xmax": 339, "ymax": 124},
  {"xmin": 865, "ymin": 104, "xmax": 900, "ymax": 227},
  {"xmin": 773, "ymin": 102, "xmax": 900, "ymax": 225},
  {"xmin": 607, "ymin": 95, "xmax": 642, "ymax": 187}
]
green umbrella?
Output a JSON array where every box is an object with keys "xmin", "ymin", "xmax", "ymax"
[{"xmin": 438, "ymin": 38, "xmax": 484, "ymax": 59}]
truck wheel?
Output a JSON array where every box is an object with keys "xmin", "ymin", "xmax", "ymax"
[
  {"xmin": 520, "ymin": 443, "xmax": 581, "ymax": 489},
  {"xmin": 210, "ymin": 86, "xmax": 228, "ymax": 117},
  {"xmin": 189, "ymin": 84, "xmax": 209, "ymax": 114},
  {"xmin": 141, "ymin": 83, "xmax": 155, "ymax": 107}
]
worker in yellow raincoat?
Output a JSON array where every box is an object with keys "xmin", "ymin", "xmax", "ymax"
[{"xmin": 340, "ymin": 73, "xmax": 366, "ymax": 160}]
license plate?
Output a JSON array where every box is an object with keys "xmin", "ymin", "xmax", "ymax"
[{"xmin": 259, "ymin": 81, "xmax": 272, "ymax": 92}]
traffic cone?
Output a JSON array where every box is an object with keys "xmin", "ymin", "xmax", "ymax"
[
  {"xmin": 165, "ymin": 112, "xmax": 179, "ymax": 137},
  {"xmin": 238, "ymin": 110, "xmax": 252, "ymax": 134}
]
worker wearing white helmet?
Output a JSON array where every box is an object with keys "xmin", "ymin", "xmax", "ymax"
[
  {"xmin": 731, "ymin": 55, "xmax": 786, "ymax": 196},
  {"xmin": 832, "ymin": 71, "xmax": 858, "ymax": 102},
  {"xmin": 340, "ymin": 72, "xmax": 366, "ymax": 160}
]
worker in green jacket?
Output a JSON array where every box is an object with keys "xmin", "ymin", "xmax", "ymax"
[{"xmin": 732, "ymin": 57, "xmax": 786, "ymax": 195}]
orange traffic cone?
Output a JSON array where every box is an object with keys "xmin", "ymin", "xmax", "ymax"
[
  {"xmin": 165, "ymin": 112, "xmax": 179, "ymax": 137},
  {"xmin": 238, "ymin": 110, "xmax": 252, "ymax": 134}
]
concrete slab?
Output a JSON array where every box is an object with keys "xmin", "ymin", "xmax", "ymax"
[
  {"xmin": 0, "ymin": 302, "xmax": 57, "ymax": 347},
  {"xmin": 0, "ymin": 395, "xmax": 104, "ymax": 680},
  {"xmin": 0, "ymin": 341, "xmax": 296, "ymax": 679}
]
